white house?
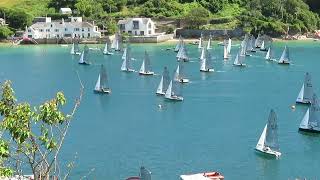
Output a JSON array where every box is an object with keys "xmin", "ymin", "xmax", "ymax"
[
  {"xmin": 0, "ymin": 18, "xmax": 6, "ymax": 26},
  {"xmin": 59, "ymin": 8, "xmax": 72, "ymax": 15},
  {"xmin": 118, "ymin": 18, "xmax": 156, "ymax": 36},
  {"xmin": 24, "ymin": 17, "xmax": 101, "ymax": 39}
]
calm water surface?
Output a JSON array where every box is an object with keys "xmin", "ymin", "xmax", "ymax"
[{"xmin": 0, "ymin": 41, "xmax": 320, "ymax": 179}]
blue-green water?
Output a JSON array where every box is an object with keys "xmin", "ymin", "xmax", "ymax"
[{"xmin": 0, "ymin": 41, "xmax": 320, "ymax": 179}]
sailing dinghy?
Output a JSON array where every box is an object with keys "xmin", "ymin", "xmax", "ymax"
[
  {"xmin": 223, "ymin": 40, "xmax": 229, "ymax": 60},
  {"xmin": 198, "ymin": 33, "xmax": 203, "ymax": 49},
  {"xmin": 70, "ymin": 41, "xmax": 81, "ymax": 55},
  {"xmin": 206, "ymin": 35, "xmax": 212, "ymax": 50},
  {"xmin": 103, "ymin": 41, "xmax": 113, "ymax": 55},
  {"xmin": 176, "ymin": 43, "xmax": 189, "ymax": 62},
  {"xmin": 296, "ymin": 72, "xmax": 313, "ymax": 104},
  {"xmin": 299, "ymin": 93, "xmax": 320, "ymax": 133},
  {"xmin": 278, "ymin": 46, "xmax": 290, "ymax": 64},
  {"xmin": 200, "ymin": 49, "xmax": 214, "ymax": 72},
  {"xmin": 94, "ymin": 65, "xmax": 111, "ymax": 94},
  {"xmin": 260, "ymin": 41, "xmax": 267, "ymax": 51},
  {"xmin": 121, "ymin": 45, "xmax": 134, "ymax": 72},
  {"xmin": 165, "ymin": 80, "xmax": 183, "ymax": 101},
  {"xmin": 156, "ymin": 67, "xmax": 170, "ymax": 95},
  {"xmin": 233, "ymin": 52, "xmax": 246, "ymax": 66},
  {"xmin": 174, "ymin": 61, "xmax": 189, "ymax": 83},
  {"xmin": 78, "ymin": 45, "xmax": 90, "ymax": 65},
  {"xmin": 139, "ymin": 50, "xmax": 154, "ymax": 75},
  {"xmin": 175, "ymin": 36, "xmax": 183, "ymax": 52},
  {"xmin": 255, "ymin": 109, "xmax": 281, "ymax": 158}
]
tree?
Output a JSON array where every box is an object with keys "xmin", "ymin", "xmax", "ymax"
[
  {"xmin": 0, "ymin": 79, "xmax": 83, "ymax": 179},
  {"xmin": 0, "ymin": 26, "xmax": 14, "ymax": 39},
  {"xmin": 1, "ymin": 8, "xmax": 33, "ymax": 30},
  {"xmin": 75, "ymin": 0, "xmax": 94, "ymax": 17},
  {"xmin": 184, "ymin": 6, "xmax": 210, "ymax": 29}
]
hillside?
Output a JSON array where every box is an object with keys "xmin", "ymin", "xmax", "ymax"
[{"xmin": 0, "ymin": 0, "xmax": 319, "ymax": 36}]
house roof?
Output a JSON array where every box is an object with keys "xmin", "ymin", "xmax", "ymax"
[
  {"xmin": 60, "ymin": 8, "xmax": 72, "ymax": 12},
  {"xmin": 118, "ymin": 18, "xmax": 152, "ymax": 25},
  {"xmin": 29, "ymin": 21, "xmax": 96, "ymax": 30}
]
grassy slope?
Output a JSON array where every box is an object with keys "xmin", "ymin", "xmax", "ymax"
[
  {"xmin": 0, "ymin": 0, "xmax": 19, "ymax": 7},
  {"xmin": 0, "ymin": 0, "xmax": 51, "ymax": 16}
]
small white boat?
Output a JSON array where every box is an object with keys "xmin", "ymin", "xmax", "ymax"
[
  {"xmin": 200, "ymin": 49, "xmax": 214, "ymax": 72},
  {"xmin": 94, "ymin": 65, "xmax": 111, "ymax": 94},
  {"xmin": 180, "ymin": 171, "xmax": 224, "ymax": 180},
  {"xmin": 255, "ymin": 109, "xmax": 281, "ymax": 158},
  {"xmin": 299, "ymin": 93, "xmax": 320, "ymax": 133},
  {"xmin": 174, "ymin": 61, "xmax": 189, "ymax": 83},
  {"xmin": 176, "ymin": 42, "xmax": 189, "ymax": 62},
  {"xmin": 206, "ymin": 35, "xmax": 212, "ymax": 50},
  {"xmin": 227, "ymin": 38, "xmax": 232, "ymax": 54},
  {"xmin": 198, "ymin": 33, "xmax": 203, "ymax": 49},
  {"xmin": 139, "ymin": 50, "xmax": 154, "ymax": 75},
  {"xmin": 260, "ymin": 41, "xmax": 267, "ymax": 51},
  {"xmin": 103, "ymin": 41, "xmax": 113, "ymax": 55},
  {"xmin": 278, "ymin": 46, "xmax": 290, "ymax": 64},
  {"xmin": 125, "ymin": 166, "xmax": 151, "ymax": 180},
  {"xmin": 78, "ymin": 45, "xmax": 90, "ymax": 65},
  {"xmin": 296, "ymin": 72, "xmax": 313, "ymax": 104},
  {"xmin": 233, "ymin": 52, "xmax": 246, "ymax": 66},
  {"xmin": 70, "ymin": 42, "xmax": 81, "ymax": 55},
  {"xmin": 223, "ymin": 42, "xmax": 228, "ymax": 60},
  {"xmin": 265, "ymin": 47, "xmax": 272, "ymax": 60},
  {"xmin": 156, "ymin": 67, "xmax": 170, "ymax": 95},
  {"xmin": 120, "ymin": 45, "xmax": 134, "ymax": 72},
  {"xmin": 112, "ymin": 33, "xmax": 121, "ymax": 51},
  {"xmin": 165, "ymin": 80, "xmax": 183, "ymax": 101}
]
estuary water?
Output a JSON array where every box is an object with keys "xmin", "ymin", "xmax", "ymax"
[{"xmin": 0, "ymin": 41, "xmax": 320, "ymax": 179}]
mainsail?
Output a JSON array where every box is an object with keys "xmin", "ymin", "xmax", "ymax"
[
  {"xmin": 95, "ymin": 65, "xmax": 108, "ymax": 91},
  {"xmin": 140, "ymin": 51, "xmax": 152, "ymax": 73},
  {"xmin": 227, "ymin": 38, "xmax": 232, "ymax": 54},
  {"xmin": 300, "ymin": 94, "xmax": 320, "ymax": 130},
  {"xmin": 121, "ymin": 45, "xmax": 132, "ymax": 71},
  {"xmin": 200, "ymin": 47, "xmax": 205, "ymax": 60},
  {"xmin": 279, "ymin": 46, "xmax": 290, "ymax": 63},
  {"xmin": 198, "ymin": 33, "xmax": 203, "ymax": 49},
  {"xmin": 176, "ymin": 43, "xmax": 189, "ymax": 61},
  {"xmin": 175, "ymin": 36, "xmax": 183, "ymax": 52},
  {"xmin": 79, "ymin": 45, "xmax": 89, "ymax": 64},
  {"xmin": 265, "ymin": 109, "xmax": 280, "ymax": 151},
  {"xmin": 207, "ymin": 35, "xmax": 212, "ymax": 50},
  {"xmin": 157, "ymin": 67, "xmax": 170, "ymax": 94},
  {"xmin": 296, "ymin": 72, "xmax": 313, "ymax": 103},
  {"xmin": 140, "ymin": 166, "xmax": 152, "ymax": 180}
]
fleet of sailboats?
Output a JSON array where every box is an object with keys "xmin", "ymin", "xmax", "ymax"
[
  {"xmin": 139, "ymin": 51, "xmax": 154, "ymax": 75},
  {"xmin": 156, "ymin": 67, "xmax": 170, "ymax": 95},
  {"xmin": 299, "ymin": 93, "xmax": 320, "ymax": 133},
  {"xmin": 94, "ymin": 65, "xmax": 111, "ymax": 94},
  {"xmin": 296, "ymin": 72, "xmax": 313, "ymax": 104},
  {"xmin": 255, "ymin": 109, "xmax": 281, "ymax": 158}
]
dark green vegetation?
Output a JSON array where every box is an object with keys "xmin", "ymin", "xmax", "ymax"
[{"xmin": 0, "ymin": 1, "xmax": 319, "ymax": 37}]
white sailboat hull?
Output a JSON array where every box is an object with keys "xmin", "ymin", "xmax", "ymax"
[
  {"xmin": 255, "ymin": 147, "xmax": 281, "ymax": 158},
  {"xmin": 165, "ymin": 95, "xmax": 184, "ymax": 101},
  {"xmin": 233, "ymin": 63, "xmax": 246, "ymax": 67},
  {"xmin": 139, "ymin": 71, "xmax": 155, "ymax": 75},
  {"xmin": 94, "ymin": 88, "xmax": 111, "ymax": 94},
  {"xmin": 103, "ymin": 51, "xmax": 114, "ymax": 55},
  {"xmin": 177, "ymin": 78, "xmax": 189, "ymax": 83},
  {"xmin": 200, "ymin": 68, "xmax": 214, "ymax": 72}
]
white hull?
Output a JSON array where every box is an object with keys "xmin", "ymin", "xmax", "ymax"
[
  {"xmin": 156, "ymin": 92, "xmax": 165, "ymax": 96},
  {"xmin": 178, "ymin": 78, "xmax": 189, "ymax": 83},
  {"xmin": 278, "ymin": 61, "xmax": 290, "ymax": 65},
  {"xmin": 121, "ymin": 68, "xmax": 135, "ymax": 72},
  {"xmin": 103, "ymin": 52, "xmax": 114, "ymax": 55},
  {"xmin": 94, "ymin": 88, "xmax": 111, "ymax": 94},
  {"xmin": 255, "ymin": 147, "xmax": 281, "ymax": 158},
  {"xmin": 165, "ymin": 95, "xmax": 183, "ymax": 101},
  {"xmin": 139, "ymin": 71, "xmax": 155, "ymax": 75},
  {"xmin": 71, "ymin": 52, "xmax": 81, "ymax": 55},
  {"xmin": 233, "ymin": 63, "xmax": 246, "ymax": 66}
]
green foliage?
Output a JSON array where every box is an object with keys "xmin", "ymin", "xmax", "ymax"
[
  {"xmin": 0, "ymin": 80, "xmax": 75, "ymax": 178},
  {"xmin": 184, "ymin": 6, "xmax": 210, "ymax": 29},
  {"xmin": 0, "ymin": 26, "xmax": 13, "ymax": 40},
  {"xmin": 0, "ymin": 8, "xmax": 33, "ymax": 30}
]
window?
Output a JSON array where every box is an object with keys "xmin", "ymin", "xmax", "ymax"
[
  {"xmin": 40, "ymin": 29, "xmax": 43, "ymax": 32},
  {"xmin": 55, "ymin": 29, "xmax": 59, "ymax": 32},
  {"xmin": 46, "ymin": 29, "xmax": 50, "ymax": 32},
  {"xmin": 133, "ymin": 21, "xmax": 139, "ymax": 29},
  {"xmin": 57, "ymin": 35, "xmax": 59, "ymax": 38},
  {"xmin": 28, "ymin": 35, "xmax": 32, "ymax": 38},
  {"xmin": 65, "ymin": 28, "xmax": 68, "ymax": 31},
  {"xmin": 134, "ymin": 31, "xmax": 137, "ymax": 35},
  {"xmin": 88, "ymin": 28, "xmax": 90, "ymax": 31},
  {"xmin": 128, "ymin": 31, "xmax": 132, "ymax": 34},
  {"xmin": 88, "ymin": 33, "xmax": 90, "ymax": 38},
  {"xmin": 74, "ymin": 28, "xmax": 80, "ymax": 31},
  {"xmin": 148, "ymin": 30, "xmax": 151, "ymax": 35},
  {"xmin": 140, "ymin": 31, "xmax": 144, "ymax": 36},
  {"xmin": 28, "ymin": 29, "xmax": 31, "ymax": 32},
  {"xmin": 82, "ymin": 28, "xmax": 84, "ymax": 32},
  {"xmin": 119, "ymin": 24, "xmax": 125, "ymax": 30},
  {"xmin": 50, "ymin": 24, "xmax": 53, "ymax": 28},
  {"xmin": 148, "ymin": 23, "xmax": 151, "ymax": 28}
]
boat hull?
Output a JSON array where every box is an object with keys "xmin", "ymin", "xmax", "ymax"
[
  {"xmin": 165, "ymin": 96, "xmax": 183, "ymax": 101},
  {"xmin": 200, "ymin": 69, "xmax": 214, "ymax": 72},
  {"xmin": 94, "ymin": 89, "xmax": 111, "ymax": 94},
  {"xmin": 260, "ymin": 49, "xmax": 267, "ymax": 52},
  {"xmin": 79, "ymin": 62, "xmax": 90, "ymax": 65},
  {"xmin": 299, "ymin": 128, "xmax": 320, "ymax": 133},
  {"xmin": 71, "ymin": 52, "xmax": 81, "ymax": 55},
  {"xmin": 296, "ymin": 100, "xmax": 311, "ymax": 104},
  {"xmin": 103, "ymin": 52, "xmax": 114, "ymax": 55},
  {"xmin": 121, "ymin": 69, "xmax": 135, "ymax": 72},
  {"xmin": 233, "ymin": 63, "xmax": 246, "ymax": 67},
  {"xmin": 278, "ymin": 61, "xmax": 290, "ymax": 65},
  {"xmin": 156, "ymin": 92, "xmax": 165, "ymax": 96},
  {"xmin": 178, "ymin": 79, "xmax": 189, "ymax": 83},
  {"xmin": 139, "ymin": 71, "xmax": 154, "ymax": 75},
  {"xmin": 255, "ymin": 148, "xmax": 281, "ymax": 158}
]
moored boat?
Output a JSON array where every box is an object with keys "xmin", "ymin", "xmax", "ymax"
[
  {"xmin": 278, "ymin": 46, "xmax": 290, "ymax": 64},
  {"xmin": 180, "ymin": 171, "xmax": 224, "ymax": 180}
]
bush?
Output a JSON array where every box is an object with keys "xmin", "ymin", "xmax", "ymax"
[{"xmin": 0, "ymin": 26, "xmax": 14, "ymax": 39}]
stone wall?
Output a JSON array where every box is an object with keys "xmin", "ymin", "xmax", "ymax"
[
  {"xmin": 176, "ymin": 28, "xmax": 245, "ymax": 39},
  {"xmin": 128, "ymin": 34, "xmax": 174, "ymax": 43}
]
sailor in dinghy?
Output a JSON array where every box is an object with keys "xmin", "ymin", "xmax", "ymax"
[
  {"xmin": 278, "ymin": 46, "xmax": 290, "ymax": 64},
  {"xmin": 174, "ymin": 61, "xmax": 189, "ymax": 83},
  {"xmin": 200, "ymin": 49, "xmax": 214, "ymax": 72}
]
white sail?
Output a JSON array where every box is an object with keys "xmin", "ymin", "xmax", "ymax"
[
  {"xmin": 279, "ymin": 46, "xmax": 290, "ymax": 64},
  {"xmin": 223, "ymin": 45, "xmax": 228, "ymax": 59},
  {"xmin": 156, "ymin": 76, "xmax": 164, "ymax": 94},
  {"xmin": 174, "ymin": 65, "xmax": 180, "ymax": 81},
  {"xmin": 240, "ymin": 40, "xmax": 246, "ymax": 57},
  {"xmin": 256, "ymin": 124, "xmax": 267, "ymax": 150},
  {"xmin": 70, "ymin": 43, "xmax": 75, "ymax": 54},
  {"xmin": 175, "ymin": 36, "xmax": 183, "ymax": 52},
  {"xmin": 198, "ymin": 36, "xmax": 202, "ymax": 49},
  {"xmin": 122, "ymin": 48, "xmax": 127, "ymax": 60},
  {"xmin": 260, "ymin": 41, "xmax": 265, "ymax": 50},
  {"xmin": 300, "ymin": 109, "xmax": 310, "ymax": 129},
  {"xmin": 296, "ymin": 84, "xmax": 304, "ymax": 103},
  {"xmin": 227, "ymin": 38, "xmax": 232, "ymax": 53},
  {"xmin": 233, "ymin": 53, "xmax": 240, "ymax": 65},
  {"xmin": 139, "ymin": 61, "xmax": 145, "ymax": 74},
  {"xmin": 297, "ymin": 73, "xmax": 313, "ymax": 103},
  {"xmin": 165, "ymin": 80, "xmax": 173, "ymax": 98},
  {"xmin": 79, "ymin": 51, "xmax": 85, "ymax": 63},
  {"xmin": 121, "ymin": 58, "xmax": 127, "ymax": 71},
  {"xmin": 103, "ymin": 42, "xmax": 108, "ymax": 54},
  {"xmin": 94, "ymin": 74, "xmax": 101, "ymax": 91},
  {"xmin": 200, "ymin": 47, "xmax": 205, "ymax": 60},
  {"xmin": 200, "ymin": 57, "xmax": 206, "ymax": 71},
  {"xmin": 265, "ymin": 47, "xmax": 271, "ymax": 60},
  {"xmin": 207, "ymin": 38, "xmax": 212, "ymax": 50}
]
